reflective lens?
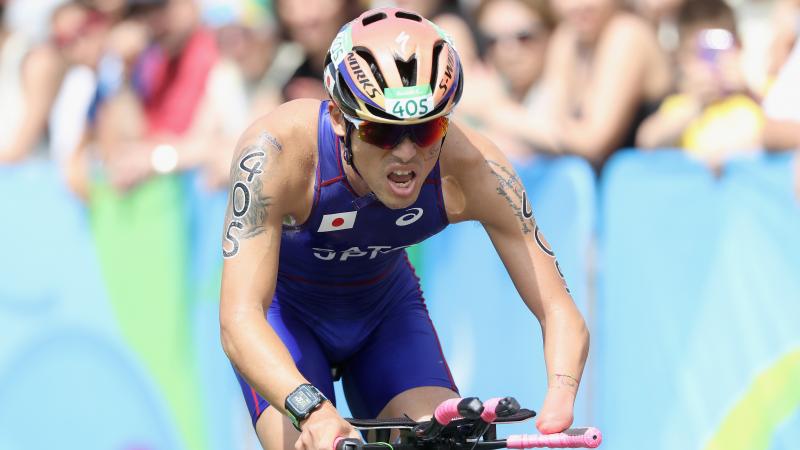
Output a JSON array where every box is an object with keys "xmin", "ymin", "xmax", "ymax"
[{"xmin": 347, "ymin": 116, "xmax": 449, "ymax": 150}]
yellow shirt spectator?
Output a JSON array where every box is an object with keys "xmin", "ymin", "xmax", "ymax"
[{"xmin": 659, "ymin": 93, "xmax": 764, "ymax": 158}]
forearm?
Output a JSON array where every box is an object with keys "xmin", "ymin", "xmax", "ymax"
[
  {"xmin": 557, "ymin": 118, "xmax": 616, "ymax": 165},
  {"xmin": 636, "ymin": 110, "xmax": 696, "ymax": 149},
  {"xmin": 763, "ymin": 119, "xmax": 800, "ymax": 151},
  {"xmin": 221, "ymin": 308, "xmax": 308, "ymax": 414},
  {"xmin": 541, "ymin": 303, "xmax": 589, "ymax": 392},
  {"xmin": 0, "ymin": 103, "xmax": 52, "ymax": 163}
]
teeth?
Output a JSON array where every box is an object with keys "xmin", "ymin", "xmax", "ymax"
[{"xmin": 393, "ymin": 170, "xmax": 411, "ymax": 176}]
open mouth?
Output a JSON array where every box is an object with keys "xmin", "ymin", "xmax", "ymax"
[{"xmin": 387, "ymin": 169, "xmax": 417, "ymax": 196}]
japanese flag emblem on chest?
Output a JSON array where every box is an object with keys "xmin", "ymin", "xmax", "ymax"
[{"xmin": 318, "ymin": 211, "xmax": 357, "ymax": 232}]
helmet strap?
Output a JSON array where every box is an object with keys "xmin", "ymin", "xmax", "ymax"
[{"xmin": 342, "ymin": 121, "xmax": 364, "ymax": 179}]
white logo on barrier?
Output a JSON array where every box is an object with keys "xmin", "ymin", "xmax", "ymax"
[{"xmin": 396, "ymin": 208, "xmax": 424, "ymax": 226}]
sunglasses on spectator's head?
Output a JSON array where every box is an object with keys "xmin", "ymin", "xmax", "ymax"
[
  {"xmin": 343, "ymin": 114, "xmax": 449, "ymax": 150},
  {"xmin": 484, "ymin": 28, "xmax": 543, "ymax": 48}
]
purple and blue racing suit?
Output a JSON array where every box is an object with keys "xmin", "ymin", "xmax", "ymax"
[{"xmin": 234, "ymin": 101, "xmax": 458, "ymax": 425}]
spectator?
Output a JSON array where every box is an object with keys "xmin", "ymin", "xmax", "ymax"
[
  {"xmin": 762, "ymin": 33, "xmax": 800, "ymax": 198},
  {"xmin": 470, "ymin": 0, "xmax": 558, "ymax": 160},
  {"xmin": 275, "ymin": 0, "xmax": 363, "ymax": 101},
  {"xmin": 195, "ymin": 0, "xmax": 303, "ymax": 189},
  {"xmin": 636, "ymin": 0, "xmax": 763, "ymax": 170},
  {"xmin": 49, "ymin": 1, "xmax": 113, "ymax": 164},
  {"xmin": 0, "ymin": 0, "xmax": 66, "ymax": 163},
  {"xmin": 766, "ymin": 0, "xmax": 799, "ymax": 80},
  {"xmin": 209, "ymin": 0, "xmax": 301, "ymax": 121},
  {"xmin": 631, "ymin": 0, "xmax": 686, "ymax": 52},
  {"xmin": 540, "ymin": 0, "xmax": 672, "ymax": 168},
  {"xmin": 82, "ymin": 0, "xmax": 128, "ymax": 21},
  {"xmin": 388, "ymin": 0, "xmax": 480, "ymax": 68},
  {"xmin": 87, "ymin": 0, "xmax": 222, "ymax": 192}
]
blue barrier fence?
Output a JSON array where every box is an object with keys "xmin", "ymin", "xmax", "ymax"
[
  {"xmin": 0, "ymin": 150, "xmax": 798, "ymax": 450},
  {"xmin": 597, "ymin": 150, "xmax": 800, "ymax": 450}
]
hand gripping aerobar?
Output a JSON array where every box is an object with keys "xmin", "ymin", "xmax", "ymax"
[{"xmin": 334, "ymin": 396, "xmax": 602, "ymax": 450}]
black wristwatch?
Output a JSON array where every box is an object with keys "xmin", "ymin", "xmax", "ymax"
[{"xmin": 285, "ymin": 383, "xmax": 327, "ymax": 431}]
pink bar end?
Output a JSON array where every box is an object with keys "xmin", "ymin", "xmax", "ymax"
[
  {"xmin": 507, "ymin": 428, "xmax": 602, "ymax": 448},
  {"xmin": 480, "ymin": 398, "xmax": 502, "ymax": 422},
  {"xmin": 434, "ymin": 398, "xmax": 463, "ymax": 424}
]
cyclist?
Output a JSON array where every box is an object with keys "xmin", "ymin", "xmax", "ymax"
[{"xmin": 220, "ymin": 7, "xmax": 589, "ymax": 450}]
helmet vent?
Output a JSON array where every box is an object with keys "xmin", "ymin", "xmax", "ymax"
[
  {"xmin": 354, "ymin": 47, "xmax": 388, "ymax": 89},
  {"xmin": 395, "ymin": 57, "xmax": 418, "ymax": 87},
  {"xmin": 362, "ymin": 12, "xmax": 387, "ymax": 26},
  {"xmin": 395, "ymin": 11, "xmax": 422, "ymax": 22},
  {"xmin": 429, "ymin": 42, "xmax": 445, "ymax": 91},
  {"xmin": 336, "ymin": 71, "xmax": 360, "ymax": 112},
  {"xmin": 365, "ymin": 103, "xmax": 397, "ymax": 120}
]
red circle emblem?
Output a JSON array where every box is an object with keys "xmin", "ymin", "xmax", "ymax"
[{"xmin": 332, "ymin": 218, "xmax": 345, "ymax": 227}]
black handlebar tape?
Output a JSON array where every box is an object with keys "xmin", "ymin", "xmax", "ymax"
[{"xmin": 334, "ymin": 438, "xmax": 363, "ymax": 450}]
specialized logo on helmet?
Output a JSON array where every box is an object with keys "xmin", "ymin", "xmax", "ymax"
[
  {"xmin": 395, "ymin": 31, "xmax": 410, "ymax": 55},
  {"xmin": 346, "ymin": 53, "xmax": 379, "ymax": 98}
]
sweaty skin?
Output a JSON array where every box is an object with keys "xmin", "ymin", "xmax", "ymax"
[{"xmin": 219, "ymin": 99, "xmax": 589, "ymax": 450}]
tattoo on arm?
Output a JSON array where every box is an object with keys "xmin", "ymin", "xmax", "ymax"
[
  {"xmin": 487, "ymin": 160, "xmax": 533, "ymax": 234},
  {"xmin": 222, "ymin": 133, "xmax": 280, "ymax": 258},
  {"xmin": 549, "ymin": 373, "xmax": 579, "ymax": 392},
  {"xmin": 487, "ymin": 159, "xmax": 571, "ymax": 293}
]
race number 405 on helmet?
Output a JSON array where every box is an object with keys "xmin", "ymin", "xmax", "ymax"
[{"xmin": 323, "ymin": 7, "xmax": 464, "ymax": 125}]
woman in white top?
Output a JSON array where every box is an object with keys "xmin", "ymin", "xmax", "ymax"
[{"xmin": 0, "ymin": 0, "xmax": 65, "ymax": 163}]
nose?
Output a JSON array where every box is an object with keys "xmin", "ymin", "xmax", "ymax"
[{"xmin": 391, "ymin": 138, "xmax": 418, "ymax": 163}]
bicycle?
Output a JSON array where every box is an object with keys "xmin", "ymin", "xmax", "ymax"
[{"xmin": 334, "ymin": 396, "xmax": 602, "ymax": 450}]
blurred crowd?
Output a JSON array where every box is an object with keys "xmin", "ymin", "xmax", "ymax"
[{"xmin": 1, "ymin": 0, "xmax": 799, "ymax": 197}]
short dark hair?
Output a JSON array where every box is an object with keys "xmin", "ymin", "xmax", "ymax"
[{"xmin": 677, "ymin": 0, "xmax": 739, "ymax": 43}]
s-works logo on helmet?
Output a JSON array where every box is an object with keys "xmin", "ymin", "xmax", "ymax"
[
  {"xmin": 347, "ymin": 53, "xmax": 379, "ymax": 98},
  {"xmin": 439, "ymin": 49, "xmax": 456, "ymax": 91}
]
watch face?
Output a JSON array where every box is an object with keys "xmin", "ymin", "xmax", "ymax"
[
  {"xmin": 288, "ymin": 384, "xmax": 324, "ymax": 417},
  {"xmin": 291, "ymin": 390, "xmax": 315, "ymax": 412}
]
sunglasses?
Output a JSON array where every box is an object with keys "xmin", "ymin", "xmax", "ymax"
[
  {"xmin": 343, "ymin": 114, "xmax": 449, "ymax": 150},
  {"xmin": 484, "ymin": 29, "xmax": 543, "ymax": 48}
]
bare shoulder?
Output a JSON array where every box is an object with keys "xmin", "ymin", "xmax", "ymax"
[
  {"xmin": 601, "ymin": 12, "xmax": 659, "ymax": 52},
  {"xmin": 440, "ymin": 120, "xmax": 505, "ymax": 175},
  {"xmin": 602, "ymin": 12, "xmax": 670, "ymax": 94},
  {"xmin": 230, "ymin": 99, "xmax": 321, "ymax": 219},
  {"xmin": 21, "ymin": 44, "xmax": 64, "ymax": 85},
  {"xmin": 439, "ymin": 121, "xmax": 513, "ymax": 222},
  {"xmin": 237, "ymin": 99, "xmax": 320, "ymax": 179}
]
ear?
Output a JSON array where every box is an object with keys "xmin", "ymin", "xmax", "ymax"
[{"xmin": 328, "ymin": 103, "xmax": 347, "ymax": 138}]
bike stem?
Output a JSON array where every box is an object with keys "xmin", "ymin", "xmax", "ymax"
[
  {"xmin": 415, "ymin": 397, "xmax": 484, "ymax": 440},
  {"xmin": 468, "ymin": 397, "xmax": 521, "ymax": 440}
]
